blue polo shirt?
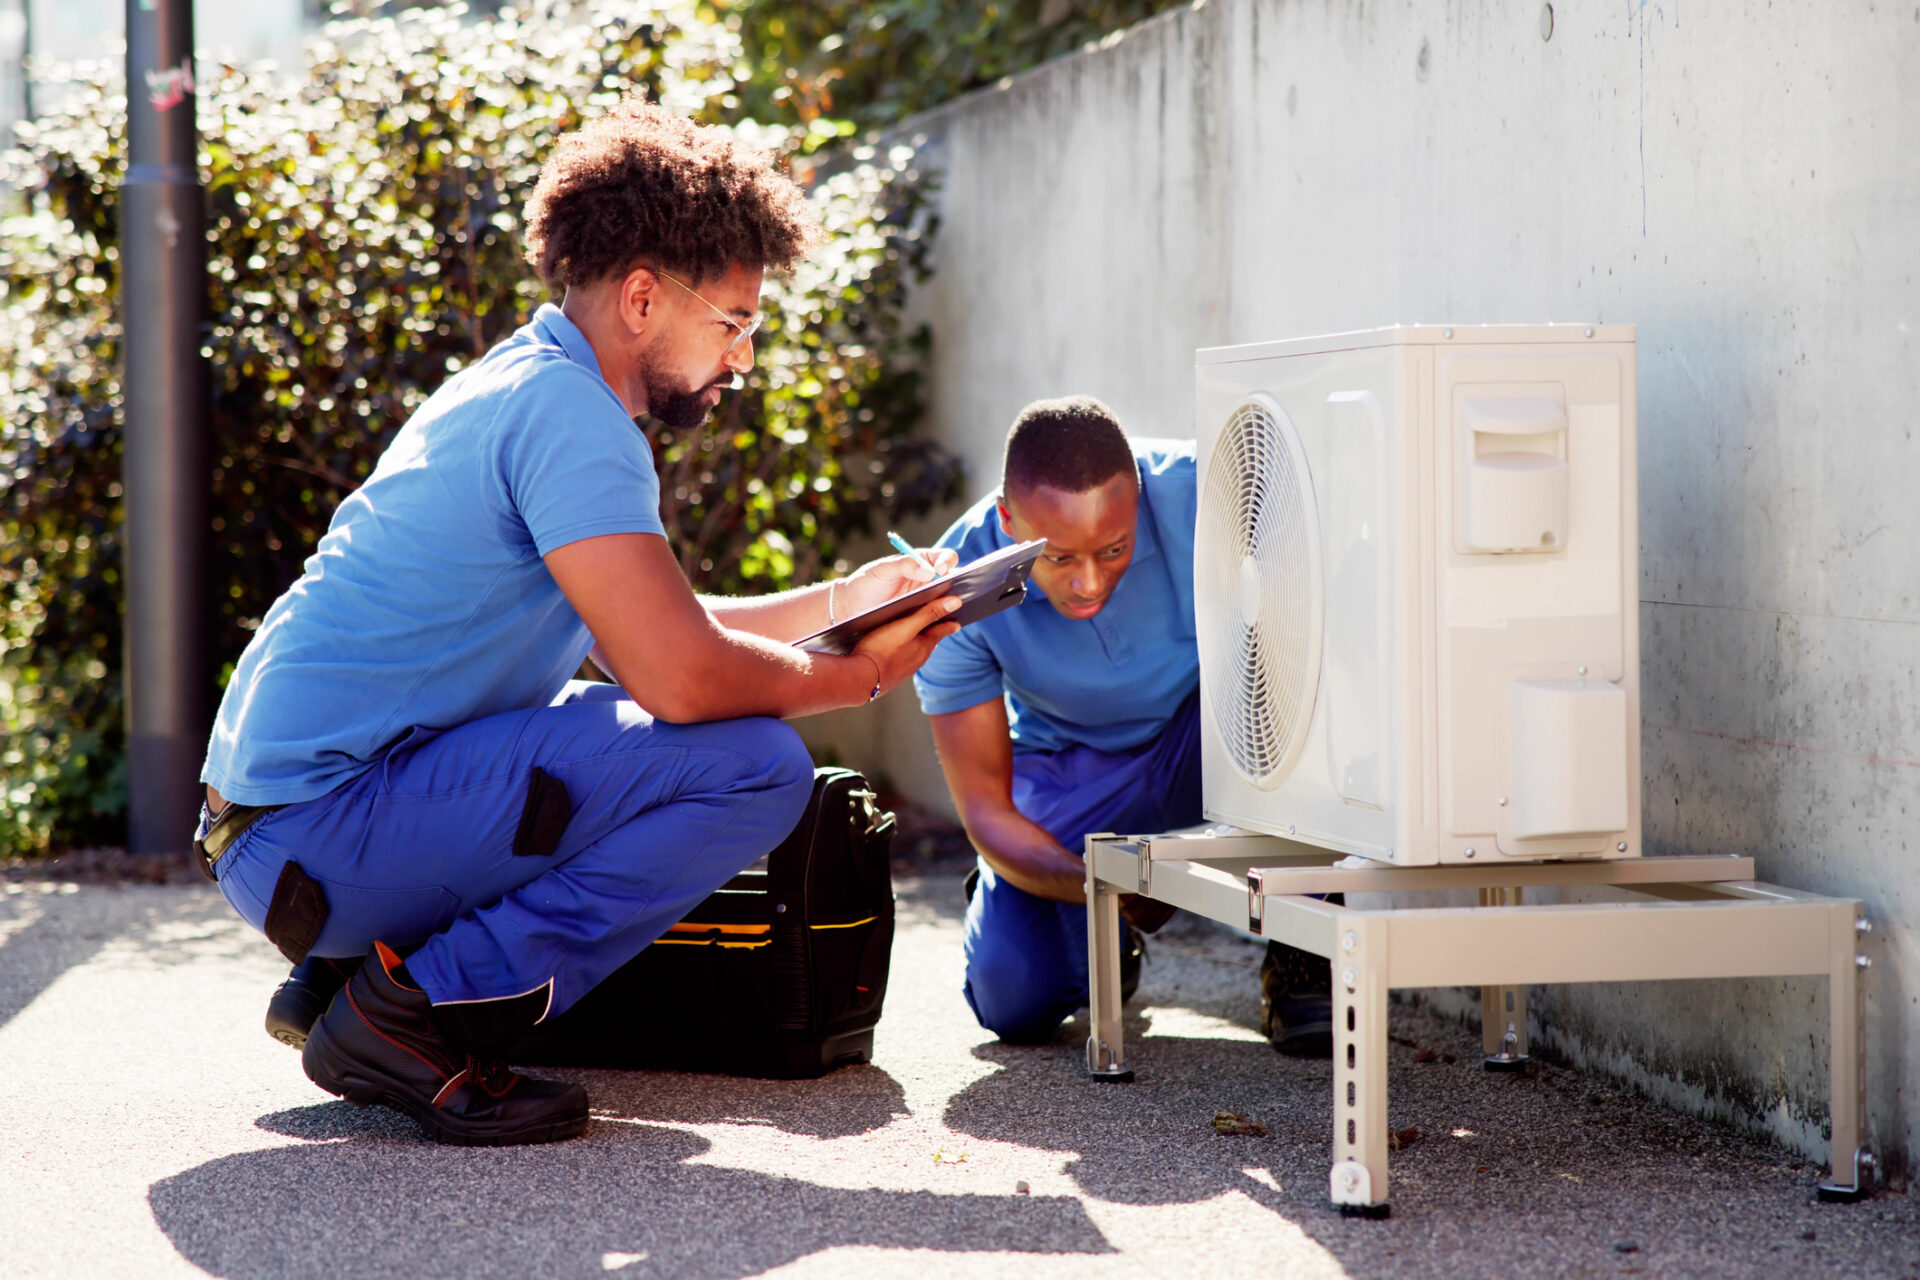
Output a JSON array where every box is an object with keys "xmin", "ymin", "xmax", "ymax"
[
  {"xmin": 202, "ymin": 304, "xmax": 666, "ymax": 806},
  {"xmin": 913, "ymin": 440, "xmax": 1198, "ymax": 756}
]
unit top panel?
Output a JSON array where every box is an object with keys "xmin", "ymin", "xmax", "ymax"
[{"xmin": 1196, "ymin": 323, "xmax": 1636, "ymax": 365}]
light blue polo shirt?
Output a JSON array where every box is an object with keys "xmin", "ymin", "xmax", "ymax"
[
  {"xmin": 202, "ymin": 305, "xmax": 666, "ymax": 806},
  {"xmin": 913, "ymin": 440, "xmax": 1198, "ymax": 756}
]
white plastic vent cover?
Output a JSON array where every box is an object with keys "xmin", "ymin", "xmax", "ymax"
[{"xmin": 1197, "ymin": 393, "xmax": 1325, "ymax": 788}]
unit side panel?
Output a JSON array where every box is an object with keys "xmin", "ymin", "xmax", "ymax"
[
  {"xmin": 1432, "ymin": 344, "xmax": 1641, "ymax": 863},
  {"xmin": 1618, "ymin": 344, "xmax": 1643, "ymax": 857},
  {"xmin": 1406, "ymin": 345, "xmax": 1441, "ymax": 864},
  {"xmin": 1195, "ymin": 348, "xmax": 1404, "ymax": 859}
]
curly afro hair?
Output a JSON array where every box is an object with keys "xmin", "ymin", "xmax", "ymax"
[{"xmin": 523, "ymin": 100, "xmax": 824, "ymax": 290}]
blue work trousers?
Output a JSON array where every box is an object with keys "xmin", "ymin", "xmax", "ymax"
[
  {"xmin": 212, "ymin": 682, "xmax": 814, "ymax": 1019},
  {"xmin": 962, "ymin": 692, "xmax": 1202, "ymax": 1042}
]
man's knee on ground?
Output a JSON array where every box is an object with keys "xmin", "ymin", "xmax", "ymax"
[{"xmin": 965, "ymin": 945, "xmax": 1074, "ymax": 1044}]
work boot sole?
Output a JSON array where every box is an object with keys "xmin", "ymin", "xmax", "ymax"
[
  {"xmin": 303, "ymin": 1021, "xmax": 589, "ymax": 1147},
  {"xmin": 1119, "ymin": 929, "xmax": 1147, "ymax": 1005},
  {"xmin": 265, "ymin": 981, "xmax": 330, "ymax": 1050},
  {"xmin": 1266, "ymin": 990, "xmax": 1335, "ymax": 1058},
  {"xmin": 1270, "ymin": 1020, "xmax": 1334, "ymax": 1058}
]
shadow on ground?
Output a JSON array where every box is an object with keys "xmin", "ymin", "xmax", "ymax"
[
  {"xmin": 0, "ymin": 905, "xmax": 119, "ymax": 1032},
  {"xmin": 253, "ymin": 1061, "xmax": 911, "ymax": 1143},
  {"xmin": 947, "ymin": 1032, "xmax": 1318, "ymax": 1207},
  {"xmin": 0, "ymin": 882, "xmax": 234, "ymax": 1034},
  {"xmin": 582, "ymin": 1061, "xmax": 910, "ymax": 1138},
  {"xmin": 149, "ymin": 1117, "xmax": 1111, "ymax": 1280},
  {"xmin": 939, "ymin": 1004, "xmax": 1920, "ymax": 1278}
]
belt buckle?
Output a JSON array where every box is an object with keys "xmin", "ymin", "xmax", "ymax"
[{"xmin": 192, "ymin": 803, "xmax": 219, "ymax": 882}]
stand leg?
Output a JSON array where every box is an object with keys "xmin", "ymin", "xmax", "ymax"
[
  {"xmin": 1330, "ymin": 915, "xmax": 1389, "ymax": 1217},
  {"xmin": 1085, "ymin": 854, "xmax": 1132, "ymax": 1083},
  {"xmin": 1818, "ymin": 900, "xmax": 1873, "ymax": 1202},
  {"xmin": 1478, "ymin": 888, "xmax": 1531, "ymax": 1072}
]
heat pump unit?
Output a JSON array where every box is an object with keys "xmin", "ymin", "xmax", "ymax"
[{"xmin": 1194, "ymin": 325, "xmax": 1639, "ymax": 865}]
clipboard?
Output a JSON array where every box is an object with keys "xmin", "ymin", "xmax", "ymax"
[{"xmin": 794, "ymin": 539, "xmax": 1047, "ymax": 655}]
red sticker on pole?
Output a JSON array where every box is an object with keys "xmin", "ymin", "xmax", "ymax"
[{"xmin": 145, "ymin": 58, "xmax": 194, "ymax": 112}]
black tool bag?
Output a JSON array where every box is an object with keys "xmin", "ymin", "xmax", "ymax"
[{"xmin": 511, "ymin": 768, "xmax": 897, "ymax": 1079}]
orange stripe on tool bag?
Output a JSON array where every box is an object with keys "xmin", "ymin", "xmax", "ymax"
[{"xmin": 656, "ymin": 921, "xmax": 773, "ymax": 949}]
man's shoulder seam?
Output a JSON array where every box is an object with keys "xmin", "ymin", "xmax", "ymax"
[{"xmin": 486, "ymin": 357, "xmax": 634, "ymax": 445}]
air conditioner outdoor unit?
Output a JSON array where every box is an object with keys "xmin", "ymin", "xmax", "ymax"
[{"xmin": 1193, "ymin": 324, "xmax": 1640, "ymax": 866}]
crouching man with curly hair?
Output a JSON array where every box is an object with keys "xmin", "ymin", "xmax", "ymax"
[{"xmin": 194, "ymin": 103, "xmax": 962, "ymax": 1145}]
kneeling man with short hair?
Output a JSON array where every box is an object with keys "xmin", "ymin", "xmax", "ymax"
[{"xmin": 914, "ymin": 396, "xmax": 1333, "ymax": 1050}]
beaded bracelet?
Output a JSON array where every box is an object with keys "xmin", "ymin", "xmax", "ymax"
[{"xmin": 853, "ymin": 652, "xmax": 881, "ymax": 702}]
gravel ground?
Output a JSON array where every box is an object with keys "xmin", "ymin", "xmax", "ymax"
[{"xmin": 2, "ymin": 858, "xmax": 1914, "ymax": 1279}]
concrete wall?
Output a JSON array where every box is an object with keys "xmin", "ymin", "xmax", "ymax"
[
  {"xmin": 1, "ymin": 0, "xmax": 306, "ymax": 134},
  {"xmin": 803, "ymin": 0, "xmax": 1920, "ymax": 1181},
  {"xmin": 24, "ymin": 0, "xmax": 304, "ymax": 67}
]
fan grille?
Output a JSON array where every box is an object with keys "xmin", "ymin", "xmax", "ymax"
[{"xmin": 1197, "ymin": 394, "xmax": 1324, "ymax": 789}]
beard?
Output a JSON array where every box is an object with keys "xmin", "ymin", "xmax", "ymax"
[
  {"xmin": 649, "ymin": 382, "xmax": 720, "ymax": 432},
  {"xmin": 640, "ymin": 353, "xmax": 731, "ymax": 432}
]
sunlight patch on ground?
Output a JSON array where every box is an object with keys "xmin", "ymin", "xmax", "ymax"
[
  {"xmin": 1239, "ymin": 1166, "xmax": 1283, "ymax": 1193},
  {"xmin": 614, "ymin": 1116, "xmax": 1082, "ymax": 1198},
  {"xmin": 1138, "ymin": 1005, "xmax": 1268, "ymax": 1043},
  {"xmin": 1084, "ymin": 1191, "xmax": 1353, "ymax": 1278},
  {"xmin": 747, "ymin": 1192, "xmax": 1354, "ymax": 1280},
  {"xmin": 600, "ymin": 1250, "xmax": 649, "ymax": 1271}
]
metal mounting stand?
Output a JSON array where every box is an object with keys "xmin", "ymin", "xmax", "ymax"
[
  {"xmin": 1084, "ymin": 830, "xmax": 1875, "ymax": 1217},
  {"xmin": 1478, "ymin": 887, "xmax": 1530, "ymax": 1072}
]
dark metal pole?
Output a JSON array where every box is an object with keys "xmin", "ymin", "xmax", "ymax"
[{"xmin": 121, "ymin": 0, "xmax": 209, "ymax": 856}]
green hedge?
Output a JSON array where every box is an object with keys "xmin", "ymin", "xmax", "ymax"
[
  {"xmin": 727, "ymin": 0, "xmax": 1192, "ymax": 128},
  {"xmin": 0, "ymin": 1, "xmax": 958, "ymax": 856}
]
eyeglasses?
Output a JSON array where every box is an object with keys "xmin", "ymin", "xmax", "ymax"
[{"xmin": 658, "ymin": 269, "xmax": 762, "ymax": 357}]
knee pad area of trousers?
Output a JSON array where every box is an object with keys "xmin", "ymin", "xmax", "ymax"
[
  {"xmin": 716, "ymin": 717, "xmax": 813, "ymax": 839},
  {"xmin": 766, "ymin": 720, "xmax": 815, "ymax": 792},
  {"xmin": 730, "ymin": 717, "xmax": 813, "ymax": 790},
  {"xmin": 966, "ymin": 953, "xmax": 1072, "ymax": 1044},
  {"xmin": 980, "ymin": 1000, "xmax": 1069, "ymax": 1045}
]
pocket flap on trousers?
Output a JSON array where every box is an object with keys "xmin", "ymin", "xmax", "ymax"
[
  {"xmin": 514, "ymin": 766, "xmax": 573, "ymax": 858},
  {"xmin": 263, "ymin": 861, "xmax": 329, "ymax": 966}
]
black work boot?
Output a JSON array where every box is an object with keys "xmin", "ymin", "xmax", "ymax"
[
  {"xmin": 1119, "ymin": 926, "xmax": 1147, "ymax": 1005},
  {"xmin": 302, "ymin": 942, "xmax": 589, "ymax": 1146},
  {"xmin": 1260, "ymin": 940, "xmax": 1334, "ymax": 1058},
  {"xmin": 265, "ymin": 955, "xmax": 362, "ymax": 1049}
]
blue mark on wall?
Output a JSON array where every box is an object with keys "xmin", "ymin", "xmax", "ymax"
[{"xmin": 1630, "ymin": 0, "xmax": 1681, "ymax": 237}]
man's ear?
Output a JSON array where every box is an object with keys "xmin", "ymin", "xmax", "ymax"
[
  {"xmin": 996, "ymin": 498, "xmax": 1014, "ymax": 537},
  {"xmin": 617, "ymin": 266, "xmax": 660, "ymax": 334}
]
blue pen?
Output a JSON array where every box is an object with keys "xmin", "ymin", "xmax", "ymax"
[{"xmin": 887, "ymin": 531, "xmax": 940, "ymax": 577}]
